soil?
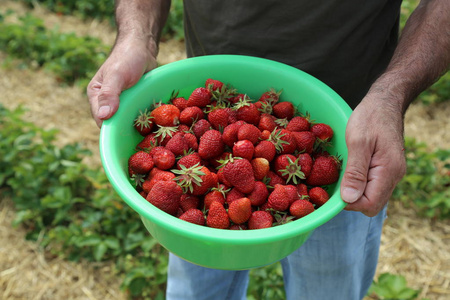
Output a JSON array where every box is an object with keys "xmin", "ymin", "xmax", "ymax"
[{"xmin": 0, "ymin": 1, "xmax": 449, "ymax": 300}]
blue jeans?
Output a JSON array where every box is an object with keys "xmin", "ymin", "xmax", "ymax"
[{"xmin": 166, "ymin": 207, "xmax": 387, "ymax": 300}]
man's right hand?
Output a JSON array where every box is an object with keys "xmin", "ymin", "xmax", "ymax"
[{"xmin": 87, "ymin": 38, "xmax": 158, "ymax": 128}]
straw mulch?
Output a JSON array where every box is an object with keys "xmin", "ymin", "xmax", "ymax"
[{"xmin": 0, "ymin": 1, "xmax": 449, "ymax": 299}]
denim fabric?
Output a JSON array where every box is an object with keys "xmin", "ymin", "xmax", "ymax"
[{"xmin": 166, "ymin": 207, "xmax": 387, "ymax": 300}]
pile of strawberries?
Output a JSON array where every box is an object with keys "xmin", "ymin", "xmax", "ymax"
[{"xmin": 127, "ymin": 79, "xmax": 342, "ymax": 230}]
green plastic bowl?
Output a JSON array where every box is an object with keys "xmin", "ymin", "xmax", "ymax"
[{"xmin": 100, "ymin": 55, "xmax": 351, "ymax": 270}]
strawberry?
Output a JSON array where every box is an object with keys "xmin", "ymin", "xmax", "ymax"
[
  {"xmin": 165, "ymin": 132, "xmax": 190, "ymax": 156},
  {"xmin": 277, "ymin": 129, "xmax": 297, "ymax": 154},
  {"xmin": 237, "ymin": 123, "xmax": 261, "ymax": 145},
  {"xmin": 153, "ymin": 125, "xmax": 178, "ymax": 146},
  {"xmin": 291, "ymin": 131, "xmax": 316, "ymax": 154},
  {"xmin": 289, "ymin": 199, "xmax": 315, "ymax": 218},
  {"xmin": 247, "ymin": 181, "xmax": 269, "ymax": 206},
  {"xmin": 183, "ymin": 132, "xmax": 199, "ymax": 151},
  {"xmin": 296, "ymin": 183, "xmax": 309, "ymax": 198},
  {"xmin": 284, "ymin": 184, "xmax": 300, "ymax": 205},
  {"xmin": 272, "ymin": 101, "xmax": 294, "ymax": 120},
  {"xmin": 308, "ymin": 187, "xmax": 330, "ymax": 207},
  {"xmin": 217, "ymin": 167, "xmax": 232, "ymax": 187},
  {"xmin": 142, "ymin": 168, "xmax": 175, "ymax": 193},
  {"xmin": 274, "ymin": 154, "xmax": 305, "ymax": 184},
  {"xmin": 191, "ymin": 166, "xmax": 216, "ymax": 196},
  {"xmin": 180, "ymin": 106, "xmax": 205, "ymax": 126},
  {"xmin": 286, "ymin": 116, "xmax": 310, "ymax": 132},
  {"xmin": 198, "ymin": 129, "xmax": 225, "ymax": 160},
  {"xmin": 260, "ymin": 129, "xmax": 271, "ymax": 140},
  {"xmin": 204, "ymin": 188, "xmax": 226, "ymax": 210},
  {"xmin": 208, "ymin": 107, "xmax": 231, "ymax": 130},
  {"xmin": 134, "ymin": 109, "xmax": 153, "ymax": 136},
  {"xmin": 306, "ymin": 156, "xmax": 341, "ymax": 186},
  {"xmin": 222, "ymin": 122, "xmax": 240, "ymax": 147},
  {"xmin": 128, "ymin": 150, "xmax": 154, "ymax": 174},
  {"xmin": 171, "ymin": 96, "xmax": 188, "ymax": 111},
  {"xmin": 233, "ymin": 140, "xmax": 254, "ymax": 161},
  {"xmin": 259, "ymin": 88, "xmax": 282, "ymax": 104},
  {"xmin": 226, "ymin": 188, "xmax": 245, "ymax": 205},
  {"xmin": 150, "ymin": 104, "xmax": 180, "ymax": 126},
  {"xmin": 187, "ymin": 87, "xmax": 212, "ymax": 108},
  {"xmin": 136, "ymin": 133, "xmax": 158, "ymax": 151},
  {"xmin": 228, "ymin": 197, "xmax": 252, "ymax": 224},
  {"xmin": 146, "ymin": 180, "xmax": 182, "ymax": 215},
  {"xmin": 311, "ymin": 123, "xmax": 334, "ymax": 141},
  {"xmin": 258, "ymin": 113, "xmax": 277, "ymax": 132},
  {"xmin": 179, "ymin": 194, "xmax": 200, "ymax": 212},
  {"xmin": 205, "ymin": 78, "xmax": 224, "ymax": 91},
  {"xmin": 268, "ymin": 184, "xmax": 290, "ymax": 211},
  {"xmin": 222, "ymin": 156, "xmax": 256, "ymax": 194},
  {"xmin": 230, "ymin": 224, "xmax": 248, "ymax": 230},
  {"xmin": 192, "ymin": 119, "xmax": 212, "ymax": 139},
  {"xmin": 251, "ymin": 157, "xmax": 270, "ymax": 181},
  {"xmin": 179, "ymin": 208, "xmax": 205, "ymax": 225},
  {"xmin": 234, "ymin": 96, "xmax": 261, "ymax": 125},
  {"xmin": 297, "ymin": 152, "xmax": 313, "ymax": 178},
  {"xmin": 265, "ymin": 171, "xmax": 286, "ymax": 189},
  {"xmin": 253, "ymin": 140, "xmax": 276, "ymax": 162},
  {"xmin": 176, "ymin": 152, "xmax": 201, "ymax": 169},
  {"xmin": 151, "ymin": 147, "xmax": 176, "ymax": 170},
  {"xmin": 206, "ymin": 201, "xmax": 230, "ymax": 229},
  {"xmin": 248, "ymin": 210, "xmax": 273, "ymax": 229}
]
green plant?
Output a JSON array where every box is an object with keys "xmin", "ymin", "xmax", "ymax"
[
  {"xmin": 392, "ymin": 137, "xmax": 450, "ymax": 219},
  {"xmin": 247, "ymin": 263, "xmax": 285, "ymax": 300},
  {"xmin": 368, "ymin": 273, "xmax": 425, "ymax": 300},
  {"xmin": 418, "ymin": 72, "xmax": 450, "ymax": 105}
]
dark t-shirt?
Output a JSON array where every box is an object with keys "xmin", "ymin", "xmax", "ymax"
[{"xmin": 183, "ymin": 0, "xmax": 402, "ymax": 109}]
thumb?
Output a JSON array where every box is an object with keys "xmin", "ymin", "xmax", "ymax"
[
  {"xmin": 96, "ymin": 72, "xmax": 126, "ymax": 121},
  {"xmin": 340, "ymin": 139, "xmax": 372, "ymax": 204}
]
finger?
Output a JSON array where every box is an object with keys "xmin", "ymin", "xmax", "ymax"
[
  {"xmin": 340, "ymin": 135, "xmax": 373, "ymax": 204},
  {"xmin": 96, "ymin": 71, "xmax": 126, "ymax": 122}
]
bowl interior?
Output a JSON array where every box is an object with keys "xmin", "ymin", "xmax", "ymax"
[{"xmin": 99, "ymin": 55, "xmax": 352, "ymax": 265}]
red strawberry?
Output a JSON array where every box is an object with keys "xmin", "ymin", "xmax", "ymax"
[
  {"xmin": 165, "ymin": 133, "xmax": 190, "ymax": 156},
  {"xmin": 286, "ymin": 116, "xmax": 310, "ymax": 132},
  {"xmin": 233, "ymin": 140, "xmax": 254, "ymax": 161},
  {"xmin": 259, "ymin": 88, "xmax": 282, "ymax": 104},
  {"xmin": 142, "ymin": 168, "xmax": 175, "ymax": 193},
  {"xmin": 277, "ymin": 129, "xmax": 297, "ymax": 154},
  {"xmin": 260, "ymin": 129, "xmax": 271, "ymax": 140},
  {"xmin": 247, "ymin": 181, "xmax": 269, "ymax": 206},
  {"xmin": 297, "ymin": 152, "xmax": 313, "ymax": 178},
  {"xmin": 273, "ymin": 154, "xmax": 305, "ymax": 184},
  {"xmin": 171, "ymin": 96, "xmax": 188, "ymax": 111},
  {"xmin": 205, "ymin": 78, "xmax": 224, "ymax": 91},
  {"xmin": 208, "ymin": 107, "xmax": 231, "ymax": 130},
  {"xmin": 128, "ymin": 151, "xmax": 154, "ymax": 174},
  {"xmin": 180, "ymin": 106, "xmax": 205, "ymax": 126},
  {"xmin": 217, "ymin": 167, "xmax": 232, "ymax": 187},
  {"xmin": 234, "ymin": 97, "xmax": 261, "ymax": 125},
  {"xmin": 206, "ymin": 201, "xmax": 230, "ymax": 229},
  {"xmin": 198, "ymin": 129, "xmax": 225, "ymax": 160},
  {"xmin": 289, "ymin": 199, "xmax": 315, "ymax": 218},
  {"xmin": 226, "ymin": 188, "xmax": 245, "ymax": 205},
  {"xmin": 179, "ymin": 194, "xmax": 200, "ymax": 212},
  {"xmin": 179, "ymin": 208, "xmax": 205, "ymax": 225},
  {"xmin": 284, "ymin": 184, "xmax": 300, "ymax": 205},
  {"xmin": 306, "ymin": 156, "xmax": 341, "ymax": 186},
  {"xmin": 228, "ymin": 197, "xmax": 252, "ymax": 224},
  {"xmin": 136, "ymin": 133, "xmax": 158, "ymax": 151},
  {"xmin": 222, "ymin": 122, "xmax": 240, "ymax": 147},
  {"xmin": 268, "ymin": 184, "xmax": 290, "ymax": 211},
  {"xmin": 258, "ymin": 113, "xmax": 277, "ymax": 132},
  {"xmin": 183, "ymin": 132, "xmax": 199, "ymax": 151},
  {"xmin": 237, "ymin": 123, "xmax": 261, "ymax": 145},
  {"xmin": 151, "ymin": 147, "xmax": 176, "ymax": 170},
  {"xmin": 291, "ymin": 131, "xmax": 316, "ymax": 154},
  {"xmin": 134, "ymin": 109, "xmax": 153, "ymax": 136},
  {"xmin": 147, "ymin": 180, "xmax": 182, "ymax": 215},
  {"xmin": 251, "ymin": 157, "xmax": 270, "ymax": 181},
  {"xmin": 296, "ymin": 183, "xmax": 309, "ymax": 198},
  {"xmin": 265, "ymin": 171, "xmax": 286, "ymax": 190},
  {"xmin": 311, "ymin": 123, "xmax": 334, "ymax": 141},
  {"xmin": 190, "ymin": 166, "xmax": 216, "ymax": 196},
  {"xmin": 204, "ymin": 189, "xmax": 226, "ymax": 210},
  {"xmin": 230, "ymin": 224, "xmax": 248, "ymax": 230},
  {"xmin": 192, "ymin": 119, "xmax": 212, "ymax": 139},
  {"xmin": 272, "ymin": 101, "xmax": 294, "ymax": 120},
  {"xmin": 254, "ymin": 140, "xmax": 276, "ymax": 162},
  {"xmin": 308, "ymin": 187, "xmax": 330, "ymax": 207},
  {"xmin": 248, "ymin": 210, "xmax": 273, "ymax": 229},
  {"xmin": 187, "ymin": 87, "xmax": 212, "ymax": 108},
  {"xmin": 222, "ymin": 157, "xmax": 256, "ymax": 194},
  {"xmin": 150, "ymin": 104, "xmax": 180, "ymax": 126},
  {"xmin": 176, "ymin": 152, "xmax": 201, "ymax": 169}
]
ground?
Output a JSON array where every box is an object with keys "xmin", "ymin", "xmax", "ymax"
[{"xmin": 0, "ymin": 2, "xmax": 449, "ymax": 299}]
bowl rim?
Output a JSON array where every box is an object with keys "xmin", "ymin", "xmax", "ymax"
[{"xmin": 100, "ymin": 54, "xmax": 351, "ymax": 245}]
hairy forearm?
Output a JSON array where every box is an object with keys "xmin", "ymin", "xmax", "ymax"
[
  {"xmin": 370, "ymin": 0, "xmax": 450, "ymax": 114},
  {"xmin": 114, "ymin": 0, "xmax": 171, "ymax": 56}
]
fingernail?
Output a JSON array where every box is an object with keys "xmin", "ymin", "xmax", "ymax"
[
  {"xmin": 98, "ymin": 105, "xmax": 111, "ymax": 119},
  {"xmin": 342, "ymin": 187, "xmax": 361, "ymax": 203}
]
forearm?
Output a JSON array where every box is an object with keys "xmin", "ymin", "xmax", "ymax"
[
  {"xmin": 114, "ymin": 0, "xmax": 171, "ymax": 57},
  {"xmin": 369, "ymin": 0, "xmax": 450, "ymax": 114}
]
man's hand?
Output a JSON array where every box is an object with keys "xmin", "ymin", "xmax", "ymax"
[
  {"xmin": 340, "ymin": 95, "xmax": 407, "ymax": 217},
  {"xmin": 87, "ymin": 39, "xmax": 157, "ymax": 127}
]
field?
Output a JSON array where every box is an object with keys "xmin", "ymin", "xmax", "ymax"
[{"xmin": 0, "ymin": 1, "xmax": 449, "ymax": 299}]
